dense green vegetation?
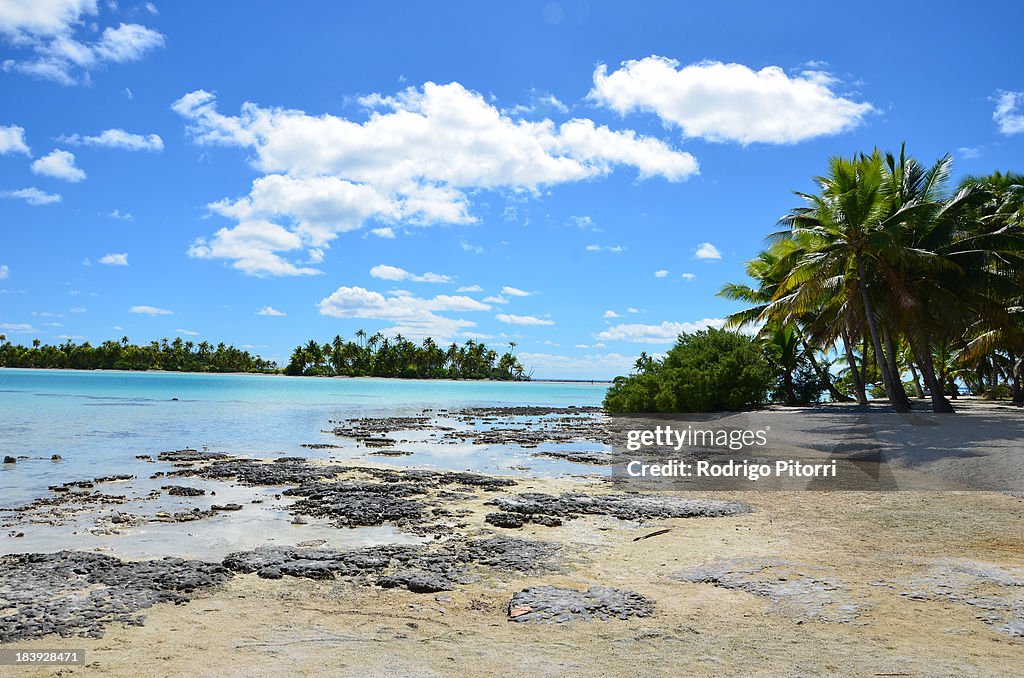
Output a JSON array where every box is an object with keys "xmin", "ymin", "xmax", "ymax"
[
  {"xmin": 719, "ymin": 147, "xmax": 1023, "ymax": 412},
  {"xmin": 284, "ymin": 332, "xmax": 527, "ymax": 380},
  {"xmin": 0, "ymin": 336, "xmax": 276, "ymax": 373},
  {"xmin": 604, "ymin": 329, "xmax": 774, "ymax": 412}
]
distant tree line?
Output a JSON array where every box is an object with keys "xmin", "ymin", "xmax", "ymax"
[
  {"xmin": 284, "ymin": 331, "xmax": 528, "ymax": 380},
  {"xmin": 0, "ymin": 336, "xmax": 276, "ymax": 373}
]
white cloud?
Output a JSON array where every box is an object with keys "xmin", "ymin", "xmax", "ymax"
[
  {"xmin": 654, "ymin": 269, "xmax": 669, "ymax": 278},
  {"xmin": 59, "ymin": 128, "xmax": 163, "ymax": 151},
  {"xmin": 456, "ymin": 284, "xmax": 483, "ymax": 293},
  {"xmin": 518, "ymin": 351, "xmax": 636, "ymax": 380},
  {"xmin": 318, "ymin": 285, "xmax": 490, "ymax": 340},
  {"xmin": 0, "ymin": 0, "xmax": 96, "ymax": 38},
  {"xmin": 31, "ymin": 149, "xmax": 85, "ymax": 181},
  {"xmin": 501, "ymin": 286, "xmax": 531, "ymax": 297},
  {"xmin": 993, "ymin": 91, "xmax": 1024, "ymax": 135},
  {"xmin": 586, "ymin": 244, "xmax": 625, "ymax": 253},
  {"xmin": 172, "ymin": 82, "xmax": 697, "ymax": 276},
  {"xmin": 694, "ymin": 242, "xmax": 721, "ymax": 260},
  {"xmin": 369, "ymin": 264, "xmax": 452, "ymax": 283},
  {"xmin": 681, "ymin": 272, "xmax": 696, "ymax": 280},
  {"xmin": 0, "ymin": 124, "xmax": 30, "ymax": 155},
  {"xmin": 603, "ymin": 310, "xmax": 621, "ymax": 319},
  {"xmin": 370, "ymin": 226, "xmax": 395, "ymax": 238},
  {"xmin": 0, "ymin": 322, "xmax": 37, "ymax": 333},
  {"xmin": 460, "ymin": 241, "xmax": 484, "ymax": 254},
  {"xmin": 495, "ymin": 313, "xmax": 554, "ymax": 326},
  {"xmin": 596, "ymin": 318, "xmax": 726, "ymax": 344},
  {"xmin": 0, "ymin": 2, "xmax": 165, "ymax": 85},
  {"xmin": 256, "ymin": 306, "xmax": 286, "ymax": 316},
  {"xmin": 109, "ymin": 208, "xmax": 133, "ymax": 220},
  {"xmin": 627, "ymin": 308, "xmax": 641, "ymax": 314},
  {"xmin": 69, "ymin": 306, "xmax": 85, "ymax": 313},
  {"xmin": 129, "ymin": 305, "xmax": 173, "ymax": 315},
  {"xmin": 98, "ymin": 252, "xmax": 128, "ymax": 266},
  {"xmin": 483, "ymin": 295, "xmax": 508, "ymax": 304},
  {"xmin": 187, "ymin": 219, "xmax": 322, "ymax": 277},
  {"xmin": 0, "ymin": 264, "xmax": 7, "ymax": 279},
  {"xmin": 0, "ymin": 187, "xmax": 62, "ymax": 205},
  {"xmin": 590, "ymin": 56, "xmax": 873, "ymax": 144},
  {"xmin": 569, "ymin": 215, "xmax": 595, "ymax": 229},
  {"xmin": 955, "ymin": 146, "xmax": 980, "ymax": 160},
  {"xmin": 145, "ymin": 2, "xmax": 158, "ymax": 14},
  {"xmin": 175, "ymin": 328, "xmax": 199, "ymax": 336}
]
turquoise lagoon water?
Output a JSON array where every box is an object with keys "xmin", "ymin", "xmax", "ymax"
[{"xmin": 0, "ymin": 370, "xmax": 607, "ymax": 558}]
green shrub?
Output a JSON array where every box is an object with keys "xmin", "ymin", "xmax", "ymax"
[{"xmin": 604, "ymin": 329, "xmax": 774, "ymax": 413}]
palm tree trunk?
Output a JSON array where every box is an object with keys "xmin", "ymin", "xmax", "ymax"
[
  {"xmin": 909, "ymin": 335, "xmax": 955, "ymax": 413},
  {"xmin": 1011, "ymin": 351, "xmax": 1023, "ymax": 405},
  {"xmin": 881, "ymin": 326, "xmax": 912, "ymax": 410},
  {"xmin": 860, "ymin": 334, "xmax": 869, "ymax": 389},
  {"xmin": 856, "ymin": 252, "xmax": 910, "ymax": 412},
  {"xmin": 841, "ymin": 329, "xmax": 868, "ymax": 405},
  {"xmin": 804, "ymin": 339, "xmax": 854, "ymax": 402},
  {"xmin": 907, "ymin": 361, "xmax": 925, "ymax": 399}
]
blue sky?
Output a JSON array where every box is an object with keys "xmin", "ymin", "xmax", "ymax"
[{"xmin": 1, "ymin": 1, "xmax": 1022, "ymax": 378}]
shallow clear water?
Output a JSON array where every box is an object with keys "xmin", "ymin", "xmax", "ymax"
[{"xmin": 0, "ymin": 369, "xmax": 607, "ymax": 558}]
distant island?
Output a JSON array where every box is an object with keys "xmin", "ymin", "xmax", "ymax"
[
  {"xmin": 283, "ymin": 332, "xmax": 527, "ymax": 380},
  {"xmin": 0, "ymin": 332, "xmax": 528, "ymax": 381}
]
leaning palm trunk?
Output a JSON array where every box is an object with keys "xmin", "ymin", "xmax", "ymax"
[
  {"xmin": 881, "ymin": 326, "xmax": 912, "ymax": 410},
  {"xmin": 841, "ymin": 329, "xmax": 868, "ymax": 405},
  {"xmin": 856, "ymin": 252, "xmax": 911, "ymax": 412},
  {"xmin": 907, "ymin": 361, "xmax": 925, "ymax": 398},
  {"xmin": 803, "ymin": 340, "xmax": 854, "ymax": 402},
  {"xmin": 1013, "ymin": 354, "xmax": 1023, "ymax": 405},
  {"xmin": 909, "ymin": 334, "xmax": 955, "ymax": 413}
]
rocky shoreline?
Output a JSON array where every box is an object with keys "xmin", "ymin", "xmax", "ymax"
[{"xmin": 1, "ymin": 404, "xmax": 1023, "ymax": 675}]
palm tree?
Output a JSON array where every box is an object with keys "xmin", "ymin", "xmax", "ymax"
[{"xmin": 775, "ymin": 151, "xmax": 916, "ymax": 411}]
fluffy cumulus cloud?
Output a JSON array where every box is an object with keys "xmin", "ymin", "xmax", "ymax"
[
  {"xmin": 369, "ymin": 264, "xmax": 452, "ymax": 283},
  {"xmin": 495, "ymin": 313, "xmax": 554, "ymax": 326},
  {"xmin": 172, "ymin": 82, "xmax": 698, "ymax": 276},
  {"xmin": 0, "ymin": 124, "xmax": 30, "ymax": 155},
  {"xmin": 129, "ymin": 305, "xmax": 173, "ymax": 315},
  {"xmin": 0, "ymin": 1, "xmax": 165, "ymax": 85},
  {"xmin": 59, "ymin": 128, "xmax": 163, "ymax": 151},
  {"xmin": 1, "ymin": 187, "xmax": 62, "ymax": 205},
  {"xmin": 694, "ymin": 242, "xmax": 721, "ymax": 260},
  {"xmin": 31, "ymin": 149, "xmax": 85, "ymax": 181},
  {"xmin": 98, "ymin": 252, "xmax": 128, "ymax": 266},
  {"xmin": 590, "ymin": 56, "xmax": 873, "ymax": 145},
  {"xmin": 256, "ymin": 306, "xmax": 286, "ymax": 316},
  {"xmin": 501, "ymin": 286, "xmax": 531, "ymax": 297},
  {"xmin": 318, "ymin": 286, "xmax": 491, "ymax": 340},
  {"xmin": 518, "ymin": 351, "xmax": 636, "ymax": 380},
  {"xmin": 993, "ymin": 91, "xmax": 1024, "ymax": 135},
  {"xmin": 596, "ymin": 318, "xmax": 726, "ymax": 344}
]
